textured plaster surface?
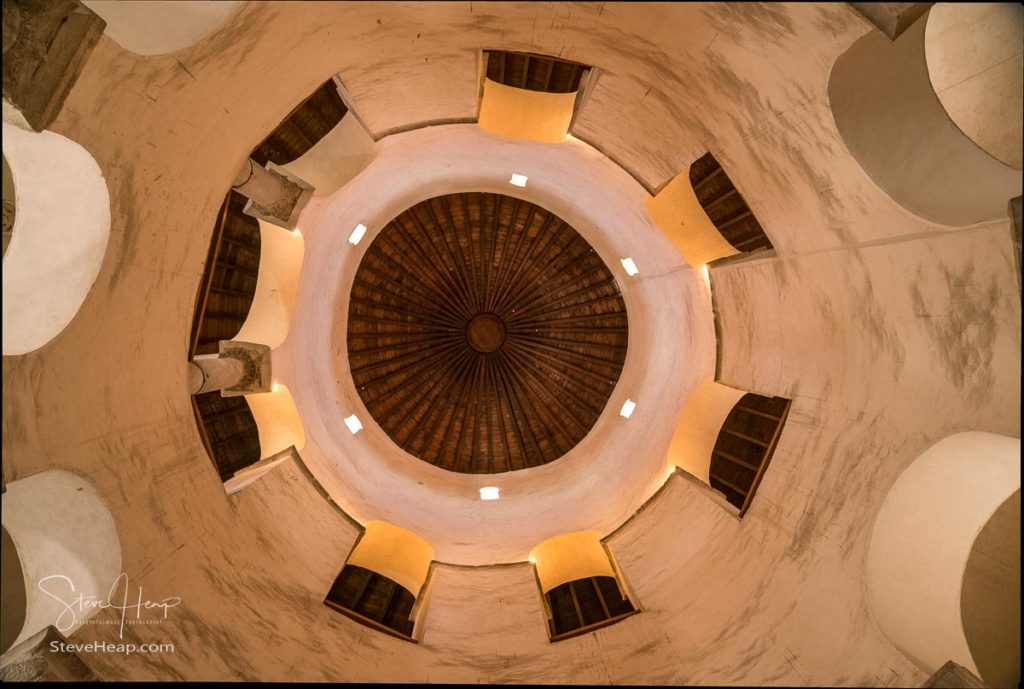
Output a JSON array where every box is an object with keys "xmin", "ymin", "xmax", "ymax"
[{"xmin": 1, "ymin": 1, "xmax": 1019, "ymax": 683}]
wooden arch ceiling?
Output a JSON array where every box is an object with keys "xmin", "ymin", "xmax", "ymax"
[{"xmin": 348, "ymin": 193, "xmax": 628, "ymax": 474}]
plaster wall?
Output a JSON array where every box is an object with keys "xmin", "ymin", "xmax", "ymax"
[
  {"xmin": 280, "ymin": 113, "xmax": 378, "ymax": 200},
  {"xmin": 0, "ymin": 2, "xmax": 1018, "ymax": 683},
  {"xmin": 924, "ymin": 3, "xmax": 1024, "ymax": 169},
  {"xmin": 866, "ymin": 432, "xmax": 1021, "ymax": 680},
  {"xmin": 646, "ymin": 169, "xmax": 740, "ymax": 266},
  {"xmin": 1, "ymin": 471, "xmax": 122, "ymax": 648},
  {"xmin": 531, "ymin": 530, "xmax": 615, "ymax": 593},
  {"xmin": 667, "ymin": 378, "xmax": 746, "ymax": 483},
  {"xmin": 346, "ymin": 521, "xmax": 434, "ymax": 597},
  {"xmin": 1, "ymin": 123, "xmax": 110, "ymax": 355},
  {"xmin": 82, "ymin": 1, "xmax": 244, "ymax": 57},
  {"xmin": 233, "ymin": 220, "xmax": 303, "ymax": 350},
  {"xmin": 477, "ymin": 79, "xmax": 577, "ymax": 144},
  {"xmin": 828, "ymin": 13, "xmax": 1022, "ymax": 226},
  {"xmin": 245, "ymin": 384, "xmax": 305, "ymax": 459}
]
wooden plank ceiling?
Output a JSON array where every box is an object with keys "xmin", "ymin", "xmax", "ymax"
[
  {"xmin": 689, "ymin": 152, "xmax": 773, "ymax": 254},
  {"xmin": 348, "ymin": 193, "xmax": 628, "ymax": 474},
  {"xmin": 251, "ymin": 79, "xmax": 348, "ymax": 167},
  {"xmin": 484, "ymin": 50, "xmax": 589, "ymax": 94}
]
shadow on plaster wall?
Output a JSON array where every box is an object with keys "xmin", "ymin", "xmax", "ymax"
[{"xmin": 828, "ymin": 6, "xmax": 1023, "ymax": 227}]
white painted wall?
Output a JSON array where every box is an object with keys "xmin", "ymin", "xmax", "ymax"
[
  {"xmin": 82, "ymin": 1, "xmax": 244, "ymax": 57},
  {"xmin": 0, "ymin": 2, "xmax": 1018, "ymax": 683},
  {"xmin": 245, "ymin": 383, "xmax": 305, "ymax": 459},
  {"xmin": 1, "ymin": 470, "xmax": 122, "ymax": 647},
  {"xmin": 281, "ymin": 113, "xmax": 378, "ymax": 200},
  {"xmin": 925, "ymin": 3, "xmax": 1024, "ymax": 169},
  {"xmin": 1, "ymin": 123, "xmax": 110, "ymax": 356},
  {"xmin": 233, "ymin": 220, "xmax": 304, "ymax": 350},
  {"xmin": 866, "ymin": 431, "xmax": 1021, "ymax": 678}
]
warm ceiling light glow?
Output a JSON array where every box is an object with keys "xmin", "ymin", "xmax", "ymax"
[
  {"xmin": 292, "ymin": 228, "xmax": 302, "ymax": 237},
  {"xmin": 344, "ymin": 414, "xmax": 363, "ymax": 434},
  {"xmin": 348, "ymin": 223, "xmax": 367, "ymax": 245},
  {"xmin": 620, "ymin": 398, "xmax": 637, "ymax": 418},
  {"xmin": 509, "ymin": 173, "xmax": 528, "ymax": 187},
  {"xmin": 528, "ymin": 555, "xmax": 537, "ymax": 564},
  {"xmin": 666, "ymin": 466, "xmax": 676, "ymax": 481},
  {"xmin": 271, "ymin": 381, "xmax": 280, "ymax": 393},
  {"xmin": 479, "ymin": 486, "xmax": 500, "ymax": 500},
  {"xmin": 620, "ymin": 257, "xmax": 639, "ymax": 276}
]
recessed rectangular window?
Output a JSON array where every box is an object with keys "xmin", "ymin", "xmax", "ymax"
[
  {"xmin": 509, "ymin": 173, "xmax": 528, "ymax": 187},
  {"xmin": 324, "ymin": 564, "xmax": 416, "ymax": 640},
  {"xmin": 479, "ymin": 486, "xmax": 500, "ymax": 500},
  {"xmin": 620, "ymin": 257, "xmax": 639, "ymax": 276},
  {"xmin": 620, "ymin": 399, "xmax": 637, "ymax": 418},
  {"xmin": 348, "ymin": 223, "xmax": 367, "ymax": 245},
  {"xmin": 545, "ymin": 576, "xmax": 638, "ymax": 641},
  {"xmin": 709, "ymin": 392, "xmax": 791, "ymax": 516},
  {"xmin": 344, "ymin": 414, "xmax": 363, "ymax": 434},
  {"xmin": 689, "ymin": 153, "xmax": 772, "ymax": 254}
]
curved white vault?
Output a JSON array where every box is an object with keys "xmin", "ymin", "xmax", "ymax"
[
  {"xmin": 0, "ymin": 1, "xmax": 1019, "ymax": 684},
  {"xmin": 277, "ymin": 124, "xmax": 706, "ymax": 564}
]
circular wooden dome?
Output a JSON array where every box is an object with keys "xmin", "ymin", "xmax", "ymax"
[{"xmin": 347, "ymin": 192, "xmax": 628, "ymax": 474}]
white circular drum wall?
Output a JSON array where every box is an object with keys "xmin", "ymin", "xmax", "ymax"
[
  {"xmin": 276, "ymin": 124, "xmax": 709, "ymax": 564},
  {"xmin": 1, "ymin": 123, "xmax": 111, "ymax": 356}
]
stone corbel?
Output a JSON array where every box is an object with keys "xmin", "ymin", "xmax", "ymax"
[
  {"xmin": 231, "ymin": 158, "xmax": 314, "ymax": 230},
  {"xmin": 188, "ymin": 340, "xmax": 272, "ymax": 396}
]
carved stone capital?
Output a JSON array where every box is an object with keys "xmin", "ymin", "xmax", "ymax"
[
  {"xmin": 2, "ymin": 0, "xmax": 105, "ymax": 131},
  {"xmin": 218, "ymin": 340, "xmax": 272, "ymax": 397}
]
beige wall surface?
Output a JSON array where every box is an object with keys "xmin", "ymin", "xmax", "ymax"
[{"xmin": 0, "ymin": 1, "xmax": 1019, "ymax": 683}]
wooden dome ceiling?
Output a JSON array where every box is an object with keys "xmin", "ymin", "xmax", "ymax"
[{"xmin": 347, "ymin": 193, "xmax": 628, "ymax": 474}]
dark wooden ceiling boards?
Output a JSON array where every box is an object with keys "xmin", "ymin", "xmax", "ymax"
[
  {"xmin": 325, "ymin": 564, "xmax": 417, "ymax": 641},
  {"xmin": 485, "ymin": 50, "xmax": 589, "ymax": 94},
  {"xmin": 191, "ymin": 391, "xmax": 261, "ymax": 482},
  {"xmin": 251, "ymin": 79, "xmax": 348, "ymax": 167},
  {"xmin": 546, "ymin": 575, "xmax": 638, "ymax": 641},
  {"xmin": 709, "ymin": 392, "xmax": 791, "ymax": 516},
  {"xmin": 190, "ymin": 190, "xmax": 261, "ymax": 357},
  {"xmin": 347, "ymin": 193, "xmax": 628, "ymax": 474},
  {"xmin": 689, "ymin": 153, "xmax": 773, "ymax": 254}
]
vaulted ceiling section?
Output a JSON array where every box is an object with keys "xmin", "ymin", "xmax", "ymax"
[{"xmin": 347, "ymin": 192, "xmax": 628, "ymax": 473}]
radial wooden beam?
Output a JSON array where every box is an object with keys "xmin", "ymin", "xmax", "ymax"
[{"xmin": 348, "ymin": 193, "xmax": 628, "ymax": 474}]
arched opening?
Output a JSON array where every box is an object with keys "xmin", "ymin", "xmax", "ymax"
[
  {"xmin": 646, "ymin": 152, "xmax": 773, "ymax": 267},
  {"xmin": 828, "ymin": 7, "xmax": 1022, "ymax": 226},
  {"xmin": 1, "ymin": 122, "xmax": 111, "ymax": 355},
  {"xmin": 1, "ymin": 470, "xmax": 122, "ymax": 648},
  {"xmin": 529, "ymin": 530, "xmax": 638, "ymax": 641},
  {"xmin": 866, "ymin": 431, "xmax": 1021, "ymax": 686},
  {"xmin": 478, "ymin": 51, "xmax": 593, "ymax": 144},
  {"xmin": 667, "ymin": 379, "xmax": 791, "ymax": 516},
  {"xmin": 324, "ymin": 521, "xmax": 434, "ymax": 641}
]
